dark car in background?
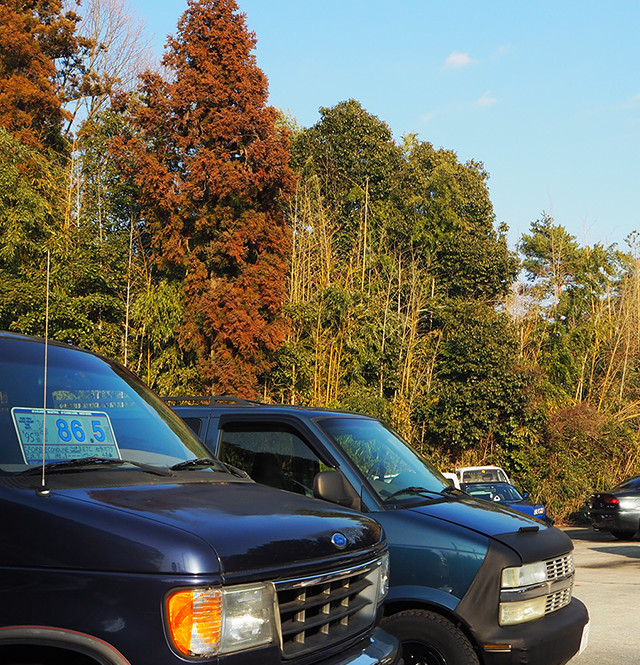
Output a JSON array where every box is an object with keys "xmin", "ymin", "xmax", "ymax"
[
  {"xmin": 587, "ymin": 475, "xmax": 640, "ymax": 539},
  {"xmin": 460, "ymin": 481, "xmax": 554, "ymax": 525}
]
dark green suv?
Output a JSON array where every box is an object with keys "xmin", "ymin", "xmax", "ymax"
[{"xmin": 168, "ymin": 396, "xmax": 590, "ymax": 665}]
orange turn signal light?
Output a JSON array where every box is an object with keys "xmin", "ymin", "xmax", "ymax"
[{"xmin": 167, "ymin": 588, "xmax": 223, "ymax": 657}]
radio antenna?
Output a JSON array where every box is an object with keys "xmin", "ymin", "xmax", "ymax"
[{"xmin": 38, "ymin": 250, "xmax": 51, "ymax": 496}]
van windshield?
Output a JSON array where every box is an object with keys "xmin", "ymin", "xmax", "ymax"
[
  {"xmin": 0, "ymin": 336, "xmax": 215, "ymax": 473},
  {"xmin": 318, "ymin": 417, "xmax": 450, "ymax": 502},
  {"xmin": 460, "ymin": 468, "xmax": 509, "ymax": 484}
]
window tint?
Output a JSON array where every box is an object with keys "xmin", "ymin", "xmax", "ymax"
[
  {"xmin": 0, "ymin": 337, "xmax": 212, "ymax": 470},
  {"xmin": 615, "ymin": 476, "xmax": 640, "ymax": 491},
  {"xmin": 182, "ymin": 418, "xmax": 203, "ymax": 438},
  {"xmin": 218, "ymin": 425, "xmax": 329, "ymax": 496}
]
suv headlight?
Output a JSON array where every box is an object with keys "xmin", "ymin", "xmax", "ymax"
[
  {"xmin": 377, "ymin": 552, "xmax": 390, "ymax": 604},
  {"xmin": 500, "ymin": 561, "xmax": 548, "ymax": 626},
  {"xmin": 166, "ymin": 583, "xmax": 278, "ymax": 658},
  {"xmin": 499, "ymin": 596, "xmax": 547, "ymax": 625},
  {"xmin": 501, "ymin": 561, "xmax": 547, "ymax": 588}
]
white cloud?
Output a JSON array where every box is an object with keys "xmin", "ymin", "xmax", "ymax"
[
  {"xmin": 476, "ymin": 91, "xmax": 497, "ymax": 108},
  {"xmin": 493, "ymin": 45, "xmax": 512, "ymax": 58},
  {"xmin": 444, "ymin": 51, "xmax": 474, "ymax": 69},
  {"xmin": 620, "ymin": 93, "xmax": 640, "ymax": 110}
]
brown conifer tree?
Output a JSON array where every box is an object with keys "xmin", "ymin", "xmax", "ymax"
[
  {"xmin": 119, "ymin": 0, "xmax": 295, "ymax": 396},
  {"xmin": 0, "ymin": 0, "xmax": 90, "ymax": 151}
]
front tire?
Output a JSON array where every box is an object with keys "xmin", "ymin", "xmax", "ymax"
[{"xmin": 381, "ymin": 609, "xmax": 479, "ymax": 665}]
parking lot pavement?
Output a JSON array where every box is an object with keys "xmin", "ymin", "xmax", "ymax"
[{"xmin": 563, "ymin": 526, "xmax": 640, "ymax": 664}]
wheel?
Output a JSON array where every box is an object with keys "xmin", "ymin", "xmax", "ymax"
[
  {"xmin": 610, "ymin": 529, "xmax": 636, "ymax": 540},
  {"xmin": 381, "ymin": 609, "xmax": 479, "ymax": 665}
]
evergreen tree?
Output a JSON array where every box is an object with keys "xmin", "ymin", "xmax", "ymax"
[
  {"xmin": 284, "ymin": 100, "xmax": 527, "ymax": 461},
  {"xmin": 114, "ymin": 0, "xmax": 295, "ymax": 396},
  {"xmin": 280, "ymin": 101, "xmax": 405, "ymax": 413}
]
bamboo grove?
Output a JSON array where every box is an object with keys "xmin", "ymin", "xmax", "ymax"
[{"xmin": 2, "ymin": 0, "xmax": 639, "ymax": 521}]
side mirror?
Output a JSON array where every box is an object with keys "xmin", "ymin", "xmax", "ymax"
[
  {"xmin": 313, "ymin": 470, "xmax": 353, "ymax": 507},
  {"xmin": 522, "ymin": 492, "xmax": 530, "ymax": 499}
]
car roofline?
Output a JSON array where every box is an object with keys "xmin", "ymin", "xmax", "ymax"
[{"xmin": 162, "ymin": 395, "xmax": 377, "ymax": 419}]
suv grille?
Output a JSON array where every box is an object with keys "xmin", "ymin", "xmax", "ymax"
[
  {"xmin": 546, "ymin": 553, "xmax": 574, "ymax": 581},
  {"xmin": 542, "ymin": 554, "xmax": 574, "ymax": 616},
  {"xmin": 546, "ymin": 587, "xmax": 572, "ymax": 614},
  {"xmin": 275, "ymin": 559, "xmax": 381, "ymax": 659}
]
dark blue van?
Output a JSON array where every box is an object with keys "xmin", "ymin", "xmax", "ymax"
[{"xmin": 0, "ymin": 334, "xmax": 401, "ymax": 665}]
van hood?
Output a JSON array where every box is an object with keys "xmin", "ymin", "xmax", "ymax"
[
  {"xmin": 408, "ymin": 494, "xmax": 572, "ymax": 560},
  {"xmin": 7, "ymin": 479, "xmax": 383, "ymax": 578}
]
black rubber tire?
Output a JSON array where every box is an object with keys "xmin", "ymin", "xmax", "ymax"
[
  {"xmin": 381, "ymin": 609, "xmax": 480, "ymax": 665},
  {"xmin": 610, "ymin": 529, "xmax": 636, "ymax": 540}
]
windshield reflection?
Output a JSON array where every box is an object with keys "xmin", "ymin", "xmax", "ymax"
[
  {"xmin": 0, "ymin": 337, "xmax": 214, "ymax": 472},
  {"xmin": 318, "ymin": 417, "xmax": 450, "ymax": 503}
]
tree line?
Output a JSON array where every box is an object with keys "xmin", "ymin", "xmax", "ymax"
[{"xmin": 1, "ymin": 0, "xmax": 638, "ymax": 521}]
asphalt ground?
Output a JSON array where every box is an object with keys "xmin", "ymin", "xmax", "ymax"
[{"xmin": 563, "ymin": 526, "xmax": 640, "ymax": 664}]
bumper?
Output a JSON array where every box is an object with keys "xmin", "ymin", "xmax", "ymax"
[
  {"xmin": 321, "ymin": 628, "xmax": 403, "ymax": 665},
  {"xmin": 588, "ymin": 510, "xmax": 637, "ymax": 532},
  {"xmin": 478, "ymin": 598, "xmax": 589, "ymax": 665},
  {"xmin": 0, "ymin": 626, "xmax": 402, "ymax": 665}
]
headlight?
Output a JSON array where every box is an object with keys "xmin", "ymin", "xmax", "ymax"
[
  {"xmin": 377, "ymin": 552, "xmax": 390, "ymax": 604},
  {"xmin": 533, "ymin": 506, "xmax": 545, "ymax": 516},
  {"xmin": 166, "ymin": 583, "xmax": 278, "ymax": 658},
  {"xmin": 499, "ymin": 596, "xmax": 547, "ymax": 625},
  {"xmin": 501, "ymin": 561, "xmax": 547, "ymax": 588}
]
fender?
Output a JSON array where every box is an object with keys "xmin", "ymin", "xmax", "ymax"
[
  {"xmin": 0, "ymin": 626, "xmax": 131, "ymax": 665},
  {"xmin": 385, "ymin": 583, "xmax": 460, "ymax": 614}
]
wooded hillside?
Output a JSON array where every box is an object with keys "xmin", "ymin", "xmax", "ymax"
[{"xmin": 1, "ymin": 0, "xmax": 638, "ymax": 521}]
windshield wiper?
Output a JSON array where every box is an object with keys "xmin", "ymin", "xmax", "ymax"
[
  {"xmin": 170, "ymin": 458, "xmax": 251, "ymax": 479},
  {"xmin": 384, "ymin": 486, "xmax": 444, "ymax": 501},
  {"xmin": 222, "ymin": 462, "xmax": 251, "ymax": 479},
  {"xmin": 170, "ymin": 457, "xmax": 226, "ymax": 472},
  {"xmin": 20, "ymin": 456, "xmax": 173, "ymax": 477},
  {"xmin": 385, "ymin": 485, "xmax": 461, "ymax": 502}
]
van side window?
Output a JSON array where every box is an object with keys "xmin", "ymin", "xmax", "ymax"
[
  {"xmin": 218, "ymin": 425, "xmax": 329, "ymax": 497},
  {"xmin": 181, "ymin": 417, "xmax": 203, "ymax": 437}
]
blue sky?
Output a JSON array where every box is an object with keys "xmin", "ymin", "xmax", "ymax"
[{"xmin": 128, "ymin": 0, "xmax": 640, "ymax": 249}]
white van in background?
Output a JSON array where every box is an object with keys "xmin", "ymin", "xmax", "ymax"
[
  {"xmin": 455, "ymin": 465, "xmax": 511, "ymax": 485},
  {"xmin": 441, "ymin": 471, "xmax": 460, "ymax": 488}
]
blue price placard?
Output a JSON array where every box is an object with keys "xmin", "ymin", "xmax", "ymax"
[{"xmin": 12, "ymin": 407, "xmax": 120, "ymax": 465}]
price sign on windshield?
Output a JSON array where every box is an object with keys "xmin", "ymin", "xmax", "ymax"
[{"xmin": 12, "ymin": 407, "xmax": 120, "ymax": 465}]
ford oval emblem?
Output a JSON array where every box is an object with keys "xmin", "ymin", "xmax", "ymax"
[{"xmin": 331, "ymin": 532, "xmax": 348, "ymax": 549}]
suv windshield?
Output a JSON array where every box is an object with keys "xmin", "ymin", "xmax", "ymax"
[
  {"xmin": 0, "ymin": 335, "xmax": 215, "ymax": 473},
  {"xmin": 318, "ymin": 417, "xmax": 449, "ymax": 502},
  {"xmin": 463, "ymin": 482, "xmax": 523, "ymax": 502}
]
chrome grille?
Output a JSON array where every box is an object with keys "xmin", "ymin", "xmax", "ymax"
[
  {"xmin": 546, "ymin": 553, "xmax": 574, "ymax": 581},
  {"xmin": 545, "ymin": 587, "xmax": 572, "ymax": 614},
  {"xmin": 275, "ymin": 559, "xmax": 381, "ymax": 659}
]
